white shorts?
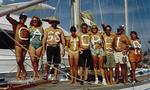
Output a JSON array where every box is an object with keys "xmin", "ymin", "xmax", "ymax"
[{"xmin": 114, "ymin": 52, "xmax": 129, "ymax": 65}]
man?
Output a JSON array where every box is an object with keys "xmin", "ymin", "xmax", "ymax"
[
  {"xmin": 113, "ymin": 27, "xmax": 131, "ymax": 84},
  {"xmin": 6, "ymin": 13, "xmax": 29, "ymax": 80},
  {"xmin": 42, "ymin": 16, "xmax": 65, "ymax": 81},
  {"xmin": 103, "ymin": 25, "xmax": 116, "ymax": 85},
  {"xmin": 78, "ymin": 23, "xmax": 92, "ymax": 84}
]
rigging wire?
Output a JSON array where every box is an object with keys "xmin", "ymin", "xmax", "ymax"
[
  {"xmin": 135, "ymin": 0, "xmax": 149, "ymax": 49},
  {"xmin": 93, "ymin": 0, "xmax": 97, "ymax": 24},
  {"xmin": 140, "ymin": 0, "xmax": 150, "ymax": 48},
  {"xmin": 0, "ymin": 22, "xmax": 92, "ymax": 85},
  {"xmin": 1, "ymin": 0, "xmax": 150, "ymax": 86},
  {"xmin": 0, "ymin": 31, "xmax": 32, "ymax": 72},
  {"xmin": 69, "ymin": 0, "xmax": 72, "ymax": 27},
  {"xmin": 111, "ymin": 0, "xmax": 115, "ymax": 30},
  {"xmin": 0, "ymin": 29, "xmax": 35, "ymax": 72},
  {"xmin": 0, "ymin": 35, "xmax": 14, "ymax": 52},
  {"xmin": 140, "ymin": 0, "xmax": 150, "ymax": 82},
  {"xmin": 98, "ymin": 0, "xmax": 104, "ymax": 24},
  {"xmin": 131, "ymin": 8, "xmax": 134, "ymax": 31},
  {"xmin": 53, "ymin": 0, "xmax": 60, "ymax": 17},
  {"xmin": 133, "ymin": 0, "xmax": 150, "ymax": 84}
]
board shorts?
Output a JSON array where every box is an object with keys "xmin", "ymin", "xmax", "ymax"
[
  {"xmin": 79, "ymin": 49, "xmax": 92, "ymax": 68},
  {"xmin": 46, "ymin": 45, "xmax": 61, "ymax": 64},
  {"xmin": 103, "ymin": 53, "xmax": 116, "ymax": 68},
  {"xmin": 91, "ymin": 48, "xmax": 105, "ymax": 57}
]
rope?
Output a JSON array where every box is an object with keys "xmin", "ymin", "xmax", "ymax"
[
  {"xmin": 46, "ymin": 62, "xmax": 93, "ymax": 85},
  {"xmin": 0, "ymin": 30, "xmax": 32, "ymax": 72},
  {"xmin": 0, "ymin": 28, "xmax": 40, "ymax": 59},
  {"xmin": 0, "ymin": 28, "xmax": 41, "ymax": 74},
  {"xmin": 0, "ymin": 28, "xmax": 28, "ymax": 51},
  {"xmin": 0, "ymin": 27, "xmax": 90, "ymax": 84}
]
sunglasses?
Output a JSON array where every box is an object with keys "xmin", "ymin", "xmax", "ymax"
[
  {"xmin": 81, "ymin": 26, "xmax": 87, "ymax": 28},
  {"xmin": 105, "ymin": 29, "xmax": 111, "ymax": 31},
  {"xmin": 20, "ymin": 18, "xmax": 26, "ymax": 21},
  {"xmin": 32, "ymin": 19, "xmax": 38, "ymax": 22},
  {"xmin": 92, "ymin": 27, "xmax": 97, "ymax": 29}
]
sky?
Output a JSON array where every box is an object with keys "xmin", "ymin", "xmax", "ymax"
[{"xmin": 1, "ymin": 0, "xmax": 150, "ymax": 51}]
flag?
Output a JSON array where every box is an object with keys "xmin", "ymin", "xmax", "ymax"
[{"xmin": 80, "ymin": 10, "xmax": 96, "ymax": 26}]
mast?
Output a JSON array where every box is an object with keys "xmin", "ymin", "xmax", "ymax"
[
  {"xmin": 0, "ymin": 0, "xmax": 47, "ymax": 17},
  {"xmin": 124, "ymin": 0, "xmax": 128, "ymax": 35},
  {"xmin": 71, "ymin": 0, "xmax": 80, "ymax": 29}
]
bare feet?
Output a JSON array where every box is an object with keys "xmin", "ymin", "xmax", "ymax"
[
  {"xmin": 70, "ymin": 81, "xmax": 74, "ymax": 84},
  {"xmin": 34, "ymin": 73, "xmax": 41, "ymax": 80},
  {"xmin": 16, "ymin": 77, "xmax": 22, "ymax": 80},
  {"xmin": 34, "ymin": 76, "xmax": 41, "ymax": 80},
  {"xmin": 21, "ymin": 72, "xmax": 27, "ymax": 80},
  {"xmin": 53, "ymin": 76, "xmax": 58, "ymax": 81},
  {"xmin": 43, "ymin": 74, "xmax": 48, "ymax": 80}
]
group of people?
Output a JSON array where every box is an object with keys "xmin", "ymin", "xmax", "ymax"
[
  {"xmin": 6, "ymin": 14, "xmax": 65, "ymax": 81},
  {"xmin": 66, "ymin": 23, "xmax": 142, "ymax": 85},
  {"xmin": 6, "ymin": 14, "xmax": 143, "ymax": 86}
]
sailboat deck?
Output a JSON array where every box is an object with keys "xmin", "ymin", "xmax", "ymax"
[
  {"xmin": 25, "ymin": 75, "xmax": 150, "ymax": 90},
  {"xmin": 0, "ymin": 74, "xmax": 150, "ymax": 90},
  {"xmin": 24, "ymin": 75, "xmax": 150, "ymax": 90}
]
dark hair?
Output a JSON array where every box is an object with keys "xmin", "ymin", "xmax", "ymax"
[
  {"xmin": 91, "ymin": 25, "xmax": 98, "ymax": 29},
  {"xmin": 19, "ymin": 14, "xmax": 27, "ymax": 20},
  {"xmin": 130, "ymin": 31, "xmax": 139, "ymax": 39},
  {"xmin": 117, "ymin": 27, "xmax": 124, "ymax": 32},
  {"xmin": 30, "ymin": 16, "xmax": 42, "ymax": 27},
  {"xmin": 104, "ymin": 25, "xmax": 111, "ymax": 31},
  {"xmin": 81, "ymin": 23, "xmax": 88, "ymax": 28},
  {"xmin": 70, "ymin": 26, "xmax": 76, "ymax": 32},
  {"xmin": 101, "ymin": 24, "xmax": 105, "ymax": 30}
]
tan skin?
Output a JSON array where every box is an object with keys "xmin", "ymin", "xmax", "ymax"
[
  {"xmin": 66, "ymin": 29, "xmax": 79, "ymax": 84},
  {"xmin": 79, "ymin": 25, "xmax": 90, "ymax": 81},
  {"xmin": 113, "ymin": 29, "xmax": 130, "ymax": 84},
  {"xmin": 15, "ymin": 45, "xmax": 27, "ymax": 80},
  {"xmin": 91, "ymin": 27, "xmax": 105, "ymax": 82},
  {"xmin": 129, "ymin": 32, "xmax": 142, "ymax": 82},
  {"xmin": 28, "ymin": 17, "xmax": 43, "ymax": 80},
  {"xmin": 42, "ymin": 21, "xmax": 65, "ymax": 80},
  {"xmin": 6, "ymin": 14, "xmax": 28, "ymax": 80},
  {"xmin": 103, "ymin": 27, "xmax": 114, "ymax": 85}
]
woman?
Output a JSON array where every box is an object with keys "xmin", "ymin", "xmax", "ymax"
[
  {"xmin": 90, "ymin": 25, "xmax": 106, "ymax": 84},
  {"xmin": 28, "ymin": 16, "xmax": 44, "ymax": 80},
  {"xmin": 66, "ymin": 26, "xmax": 80, "ymax": 84},
  {"xmin": 128, "ymin": 31, "xmax": 142, "ymax": 83}
]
